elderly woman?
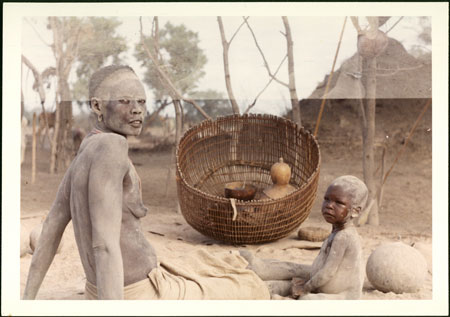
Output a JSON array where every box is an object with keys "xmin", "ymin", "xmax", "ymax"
[
  {"xmin": 240, "ymin": 175, "xmax": 368, "ymax": 300},
  {"xmin": 23, "ymin": 65, "xmax": 271, "ymax": 300}
]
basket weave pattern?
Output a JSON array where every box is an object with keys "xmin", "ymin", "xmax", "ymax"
[{"xmin": 176, "ymin": 114, "xmax": 321, "ymax": 244}]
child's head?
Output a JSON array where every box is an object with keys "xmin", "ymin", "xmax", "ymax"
[
  {"xmin": 322, "ymin": 175, "xmax": 368, "ymax": 226},
  {"xmin": 330, "ymin": 176, "xmax": 368, "ymax": 211}
]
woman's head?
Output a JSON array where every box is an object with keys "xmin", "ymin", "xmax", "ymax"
[
  {"xmin": 321, "ymin": 175, "xmax": 368, "ymax": 226},
  {"xmin": 89, "ymin": 65, "xmax": 147, "ymax": 137}
]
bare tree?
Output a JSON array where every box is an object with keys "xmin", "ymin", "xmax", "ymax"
[
  {"xmin": 352, "ymin": 16, "xmax": 391, "ymax": 225},
  {"xmin": 243, "ymin": 17, "xmax": 300, "ymax": 125},
  {"xmin": 21, "ymin": 55, "xmax": 52, "ymax": 149},
  {"xmin": 244, "ymin": 55, "xmax": 287, "ymax": 114},
  {"xmin": 140, "ymin": 17, "xmax": 213, "ymax": 207},
  {"xmin": 361, "ymin": 56, "xmax": 379, "ymax": 225},
  {"xmin": 217, "ymin": 17, "xmax": 244, "ymax": 115},
  {"xmin": 138, "ymin": 17, "xmax": 212, "ymax": 143},
  {"xmin": 48, "ymin": 17, "xmax": 82, "ymax": 173},
  {"xmin": 282, "ymin": 17, "xmax": 301, "ymax": 126},
  {"xmin": 242, "ymin": 17, "xmax": 287, "ymax": 114},
  {"xmin": 150, "ymin": 17, "xmax": 184, "ymax": 144}
]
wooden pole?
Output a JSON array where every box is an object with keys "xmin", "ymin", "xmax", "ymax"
[
  {"xmin": 314, "ymin": 16, "xmax": 348, "ymax": 137},
  {"xmin": 31, "ymin": 112, "xmax": 37, "ymax": 183},
  {"xmin": 282, "ymin": 16, "xmax": 301, "ymax": 126},
  {"xmin": 362, "ymin": 57, "xmax": 379, "ymax": 225},
  {"xmin": 49, "ymin": 93, "xmax": 60, "ymax": 174}
]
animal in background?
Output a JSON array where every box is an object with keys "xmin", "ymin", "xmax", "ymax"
[
  {"xmin": 36, "ymin": 111, "xmax": 56, "ymax": 146},
  {"xmin": 36, "ymin": 110, "xmax": 86, "ymax": 154}
]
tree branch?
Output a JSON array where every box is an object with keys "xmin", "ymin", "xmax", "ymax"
[
  {"xmin": 382, "ymin": 99, "xmax": 431, "ymax": 185},
  {"xmin": 48, "ymin": 17, "xmax": 63, "ymax": 78},
  {"xmin": 229, "ymin": 16, "xmax": 249, "ymax": 45},
  {"xmin": 244, "ymin": 17, "xmax": 288, "ymax": 87},
  {"xmin": 139, "ymin": 17, "xmax": 212, "ymax": 120},
  {"xmin": 376, "ymin": 63, "xmax": 424, "ymax": 76},
  {"xmin": 385, "ymin": 16, "xmax": 403, "ymax": 34},
  {"xmin": 244, "ymin": 55, "xmax": 287, "ymax": 114},
  {"xmin": 152, "ymin": 17, "xmax": 161, "ymax": 59},
  {"xmin": 21, "ymin": 55, "xmax": 45, "ymax": 104},
  {"xmin": 217, "ymin": 16, "xmax": 240, "ymax": 114},
  {"xmin": 24, "ymin": 18, "xmax": 52, "ymax": 47},
  {"xmin": 350, "ymin": 16, "xmax": 363, "ymax": 35},
  {"xmin": 281, "ymin": 16, "xmax": 301, "ymax": 125},
  {"xmin": 22, "ymin": 55, "xmax": 53, "ymax": 148},
  {"xmin": 62, "ymin": 23, "xmax": 83, "ymax": 79},
  {"xmin": 146, "ymin": 99, "xmax": 172, "ymax": 125},
  {"xmin": 314, "ymin": 16, "xmax": 348, "ymax": 137}
]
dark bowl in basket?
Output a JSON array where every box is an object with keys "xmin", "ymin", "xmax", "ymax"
[{"xmin": 224, "ymin": 182, "xmax": 257, "ymax": 201}]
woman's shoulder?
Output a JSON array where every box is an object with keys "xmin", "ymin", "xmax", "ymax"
[
  {"xmin": 97, "ymin": 132, "xmax": 127, "ymax": 144},
  {"xmin": 83, "ymin": 133, "xmax": 129, "ymax": 158}
]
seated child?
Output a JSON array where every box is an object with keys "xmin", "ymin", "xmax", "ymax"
[{"xmin": 240, "ymin": 175, "xmax": 368, "ymax": 300}]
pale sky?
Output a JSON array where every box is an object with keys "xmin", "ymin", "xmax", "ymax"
[{"xmin": 21, "ymin": 16, "xmax": 429, "ymax": 117}]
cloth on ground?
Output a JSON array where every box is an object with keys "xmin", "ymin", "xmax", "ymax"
[{"xmin": 85, "ymin": 249, "xmax": 270, "ymax": 300}]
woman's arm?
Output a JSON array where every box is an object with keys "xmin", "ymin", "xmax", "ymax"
[
  {"xmin": 23, "ymin": 172, "xmax": 72, "ymax": 299},
  {"xmin": 88, "ymin": 136, "xmax": 129, "ymax": 299}
]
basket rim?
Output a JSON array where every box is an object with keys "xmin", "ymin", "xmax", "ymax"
[{"xmin": 175, "ymin": 113, "xmax": 321, "ymax": 205}]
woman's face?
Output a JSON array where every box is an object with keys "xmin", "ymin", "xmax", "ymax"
[{"xmin": 96, "ymin": 70, "xmax": 147, "ymax": 137}]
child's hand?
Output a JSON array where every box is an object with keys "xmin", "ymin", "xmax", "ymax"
[{"xmin": 291, "ymin": 277, "xmax": 308, "ymax": 299}]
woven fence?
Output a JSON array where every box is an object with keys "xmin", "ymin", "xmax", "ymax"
[{"xmin": 176, "ymin": 114, "xmax": 321, "ymax": 244}]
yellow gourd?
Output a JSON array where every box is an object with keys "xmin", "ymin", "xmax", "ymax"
[
  {"xmin": 263, "ymin": 157, "xmax": 297, "ymax": 199},
  {"xmin": 270, "ymin": 157, "xmax": 291, "ymax": 185}
]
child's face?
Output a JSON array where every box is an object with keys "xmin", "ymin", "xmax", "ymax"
[{"xmin": 321, "ymin": 185, "xmax": 352, "ymax": 225}]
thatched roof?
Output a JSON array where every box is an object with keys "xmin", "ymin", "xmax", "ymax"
[{"xmin": 308, "ymin": 37, "xmax": 431, "ymax": 99}]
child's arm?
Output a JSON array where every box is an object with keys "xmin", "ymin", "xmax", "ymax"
[{"xmin": 302, "ymin": 233, "xmax": 348, "ymax": 293}]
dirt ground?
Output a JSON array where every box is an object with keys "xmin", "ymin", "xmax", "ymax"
[{"xmin": 20, "ymin": 102, "xmax": 433, "ymax": 301}]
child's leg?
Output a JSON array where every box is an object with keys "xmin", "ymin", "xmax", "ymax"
[
  {"xmin": 265, "ymin": 280, "xmax": 292, "ymax": 297},
  {"xmin": 239, "ymin": 250, "xmax": 311, "ymax": 281}
]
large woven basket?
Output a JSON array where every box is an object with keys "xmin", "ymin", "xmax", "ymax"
[{"xmin": 176, "ymin": 114, "xmax": 321, "ymax": 244}]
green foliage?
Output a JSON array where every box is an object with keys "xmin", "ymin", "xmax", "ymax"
[
  {"xmin": 75, "ymin": 17, "xmax": 127, "ymax": 104},
  {"xmin": 47, "ymin": 17, "xmax": 127, "ymax": 105},
  {"xmin": 135, "ymin": 21, "xmax": 207, "ymax": 102},
  {"xmin": 72, "ymin": 77, "xmax": 89, "ymax": 104},
  {"xmin": 183, "ymin": 90, "xmax": 232, "ymax": 124}
]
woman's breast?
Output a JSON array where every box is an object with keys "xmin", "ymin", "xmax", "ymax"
[
  {"xmin": 122, "ymin": 161, "xmax": 148, "ymax": 218},
  {"xmin": 120, "ymin": 163, "xmax": 158, "ymax": 285}
]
